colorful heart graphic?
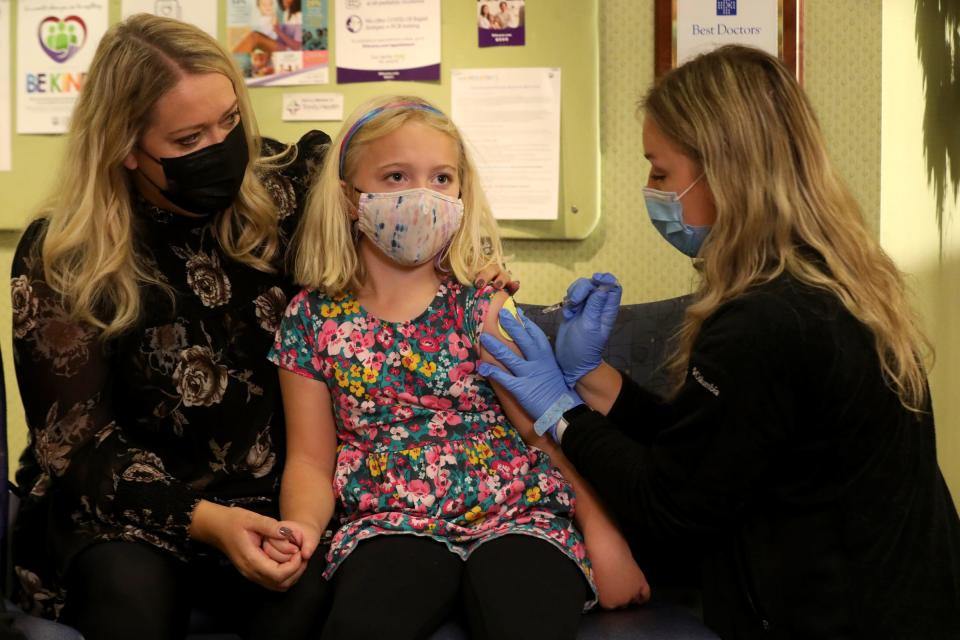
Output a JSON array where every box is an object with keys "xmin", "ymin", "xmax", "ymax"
[{"xmin": 38, "ymin": 15, "xmax": 88, "ymax": 64}]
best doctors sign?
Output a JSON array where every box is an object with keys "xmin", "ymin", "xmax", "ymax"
[{"xmin": 655, "ymin": 0, "xmax": 801, "ymax": 79}]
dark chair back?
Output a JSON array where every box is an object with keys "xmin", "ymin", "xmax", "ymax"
[{"xmin": 518, "ymin": 295, "xmax": 690, "ymax": 397}]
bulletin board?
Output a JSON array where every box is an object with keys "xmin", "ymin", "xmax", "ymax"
[{"xmin": 0, "ymin": 0, "xmax": 600, "ymax": 239}]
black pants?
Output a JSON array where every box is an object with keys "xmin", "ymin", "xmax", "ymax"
[
  {"xmin": 60, "ymin": 541, "xmax": 330, "ymax": 640},
  {"xmin": 322, "ymin": 535, "xmax": 588, "ymax": 640}
]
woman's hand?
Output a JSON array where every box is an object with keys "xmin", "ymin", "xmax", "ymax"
[
  {"xmin": 475, "ymin": 265, "xmax": 520, "ymax": 295},
  {"xmin": 555, "ymin": 273, "xmax": 622, "ymax": 386},
  {"xmin": 190, "ymin": 500, "xmax": 304, "ymax": 591},
  {"xmin": 478, "ymin": 308, "xmax": 581, "ymax": 438}
]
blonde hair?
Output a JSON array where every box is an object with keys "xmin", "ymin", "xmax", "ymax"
[
  {"xmin": 645, "ymin": 45, "xmax": 930, "ymax": 411},
  {"xmin": 36, "ymin": 14, "xmax": 289, "ymax": 336},
  {"xmin": 294, "ymin": 95, "xmax": 503, "ymax": 293}
]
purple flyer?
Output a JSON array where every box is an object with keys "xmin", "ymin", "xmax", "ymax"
[{"xmin": 478, "ymin": 1, "xmax": 526, "ymax": 48}]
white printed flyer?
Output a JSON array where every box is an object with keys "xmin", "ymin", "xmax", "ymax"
[
  {"xmin": 335, "ymin": 0, "xmax": 441, "ymax": 83},
  {"xmin": 452, "ymin": 68, "xmax": 562, "ymax": 220}
]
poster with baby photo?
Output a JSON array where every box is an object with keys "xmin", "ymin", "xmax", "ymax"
[
  {"xmin": 477, "ymin": 0, "xmax": 525, "ymax": 47},
  {"xmin": 227, "ymin": 0, "xmax": 329, "ymax": 86}
]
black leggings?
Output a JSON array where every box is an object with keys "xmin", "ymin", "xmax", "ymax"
[
  {"xmin": 321, "ymin": 535, "xmax": 588, "ymax": 640},
  {"xmin": 59, "ymin": 541, "xmax": 330, "ymax": 640}
]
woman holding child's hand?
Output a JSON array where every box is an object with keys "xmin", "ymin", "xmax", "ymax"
[{"xmin": 9, "ymin": 15, "xmax": 335, "ymax": 640}]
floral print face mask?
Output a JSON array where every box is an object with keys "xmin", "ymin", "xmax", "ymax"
[{"xmin": 355, "ymin": 187, "xmax": 464, "ymax": 267}]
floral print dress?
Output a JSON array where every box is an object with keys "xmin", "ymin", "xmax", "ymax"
[
  {"xmin": 269, "ymin": 280, "xmax": 598, "ymax": 607},
  {"xmin": 9, "ymin": 131, "xmax": 330, "ymax": 619}
]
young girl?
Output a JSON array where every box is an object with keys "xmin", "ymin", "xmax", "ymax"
[{"xmin": 267, "ymin": 96, "xmax": 648, "ymax": 639}]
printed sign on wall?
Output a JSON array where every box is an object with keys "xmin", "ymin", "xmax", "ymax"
[
  {"xmin": 17, "ymin": 0, "xmax": 109, "ymax": 134},
  {"xmin": 335, "ymin": 0, "xmax": 441, "ymax": 83},
  {"xmin": 228, "ymin": 0, "xmax": 329, "ymax": 86},
  {"xmin": 477, "ymin": 0, "xmax": 525, "ymax": 48},
  {"xmin": 121, "ymin": 0, "xmax": 219, "ymax": 38},
  {"xmin": 1, "ymin": 0, "xmax": 11, "ymax": 169},
  {"xmin": 654, "ymin": 0, "xmax": 801, "ymax": 79}
]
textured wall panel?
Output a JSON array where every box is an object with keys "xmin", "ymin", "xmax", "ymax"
[{"xmin": 505, "ymin": 0, "xmax": 883, "ymax": 305}]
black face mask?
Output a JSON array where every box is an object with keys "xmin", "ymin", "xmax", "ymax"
[{"xmin": 139, "ymin": 122, "xmax": 249, "ymax": 215}]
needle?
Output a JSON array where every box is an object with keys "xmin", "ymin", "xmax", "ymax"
[
  {"xmin": 540, "ymin": 284, "xmax": 613, "ymax": 314},
  {"xmin": 541, "ymin": 296, "xmax": 569, "ymax": 314}
]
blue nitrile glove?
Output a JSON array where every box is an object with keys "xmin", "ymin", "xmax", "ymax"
[
  {"xmin": 555, "ymin": 272, "xmax": 622, "ymax": 386},
  {"xmin": 478, "ymin": 307, "xmax": 583, "ymax": 440}
]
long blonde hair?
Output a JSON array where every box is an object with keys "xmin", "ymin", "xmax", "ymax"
[
  {"xmin": 294, "ymin": 95, "xmax": 503, "ymax": 293},
  {"xmin": 37, "ymin": 14, "xmax": 288, "ymax": 336},
  {"xmin": 646, "ymin": 45, "xmax": 930, "ymax": 411}
]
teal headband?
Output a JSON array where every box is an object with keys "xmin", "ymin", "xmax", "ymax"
[{"xmin": 338, "ymin": 102, "xmax": 445, "ymax": 179}]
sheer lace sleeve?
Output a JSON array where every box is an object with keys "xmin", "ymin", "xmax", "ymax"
[{"xmin": 11, "ymin": 222, "xmax": 200, "ymax": 550}]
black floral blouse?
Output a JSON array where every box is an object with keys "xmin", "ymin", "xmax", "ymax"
[{"xmin": 9, "ymin": 131, "xmax": 330, "ymax": 618}]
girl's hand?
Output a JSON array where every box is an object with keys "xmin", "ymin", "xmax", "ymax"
[
  {"xmin": 475, "ymin": 265, "xmax": 519, "ymax": 295},
  {"xmin": 262, "ymin": 530, "xmax": 299, "ymax": 564},
  {"xmin": 270, "ymin": 519, "xmax": 324, "ymax": 561},
  {"xmin": 586, "ymin": 529, "xmax": 651, "ymax": 609},
  {"xmin": 264, "ymin": 520, "xmax": 324, "ymax": 590},
  {"xmin": 190, "ymin": 501, "xmax": 303, "ymax": 591}
]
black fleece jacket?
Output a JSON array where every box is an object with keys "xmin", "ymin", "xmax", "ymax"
[{"xmin": 561, "ymin": 275, "xmax": 960, "ymax": 639}]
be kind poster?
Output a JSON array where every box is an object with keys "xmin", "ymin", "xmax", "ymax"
[{"xmin": 17, "ymin": 0, "xmax": 108, "ymax": 135}]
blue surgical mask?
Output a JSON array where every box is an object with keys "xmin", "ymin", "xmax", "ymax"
[{"xmin": 643, "ymin": 174, "xmax": 711, "ymax": 258}]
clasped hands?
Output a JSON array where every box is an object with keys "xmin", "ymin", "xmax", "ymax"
[{"xmin": 191, "ymin": 501, "xmax": 321, "ymax": 592}]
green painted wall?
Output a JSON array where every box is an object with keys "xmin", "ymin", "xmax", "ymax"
[
  {"xmin": 503, "ymin": 0, "xmax": 882, "ymax": 306},
  {"xmin": 880, "ymin": 2, "xmax": 960, "ymax": 508}
]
